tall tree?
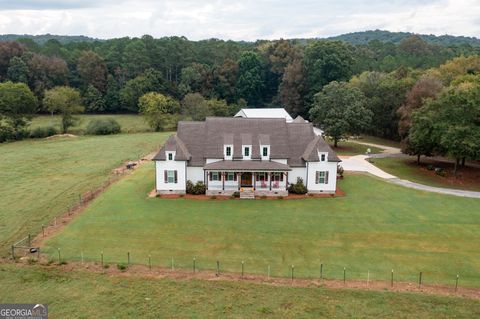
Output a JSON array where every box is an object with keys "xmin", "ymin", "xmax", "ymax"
[
  {"xmin": 119, "ymin": 68, "xmax": 165, "ymax": 112},
  {"xmin": 213, "ymin": 59, "xmax": 238, "ymax": 103},
  {"xmin": 181, "ymin": 93, "xmax": 209, "ymax": 121},
  {"xmin": 0, "ymin": 41, "xmax": 24, "ymax": 80},
  {"xmin": 279, "ymin": 58, "xmax": 306, "ymax": 117},
  {"xmin": 309, "ymin": 81, "xmax": 372, "ymax": 147},
  {"xmin": 77, "ymin": 50, "xmax": 108, "ymax": 92},
  {"xmin": 7, "ymin": 56, "xmax": 29, "ymax": 83},
  {"xmin": 304, "ymin": 41, "xmax": 355, "ymax": 102},
  {"xmin": 235, "ymin": 51, "xmax": 265, "ymax": 106},
  {"xmin": 43, "ymin": 86, "xmax": 84, "ymax": 133}
]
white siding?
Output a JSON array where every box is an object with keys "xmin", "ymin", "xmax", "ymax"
[
  {"xmin": 155, "ymin": 160, "xmax": 186, "ymax": 192},
  {"xmin": 206, "ymin": 158, "xmax": 223, "ymax": 164},
  {"xmin": 187, "ymin": 167, "xmax": 204, "ymax": 184},
  {"xmin": 306, "ymin": 161, "xmax": 337, "ymax": 193},
  {"xmin": 288, "ymin": 167, "xmax": 306, "ymax": 185},
  {"xmin": 271, "ymin": 159, "xmax": 288, "ymax": 164}
]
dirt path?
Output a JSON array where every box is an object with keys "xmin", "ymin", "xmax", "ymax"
[{"xmin": 6, "ymin": 259, "xmax": 480, "ymax": 301}]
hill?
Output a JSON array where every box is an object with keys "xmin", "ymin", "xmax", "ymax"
[
  {"xmin": 0, "ymin": 33, "xmax": 98, "ymax": 44},
  {"xmin": 327, "ymin": 30, "xmax": 480, "ymax": 46}
]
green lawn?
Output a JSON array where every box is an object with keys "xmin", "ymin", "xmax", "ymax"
[
  {"xmin": 0, "ymin": 132, "xmax": 170, "ymax": 255},
  {"xmin": 373, "ymin": 157, "xmax": 480, "ymax": 192},
  {"xmin": 44, "ymin": 165, "xmax": 480, "ymax": 287},
  {"xmin": 350, "ymin": 135, "xmax": 402, "ymax": 148},
  {"xmin": 329, "ymin": 140, "xmax": 383, "ymax": 156},
  {"xmin": 0, "ymin": 264, "xmax": 478, "ymax": 318},
  {"xmin": 30, "ymin": 114, "xmax": 152, "ymax": 134}
]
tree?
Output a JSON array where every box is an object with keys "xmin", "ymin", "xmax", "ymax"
[
  {"xmin": 138, "ymin": 92, "xmax": 180, "ymax": 131},
  {"xmin": 0, "ymin": 41, "xmax": 24, "ymax": 80},
  {"xmin": 213, "ymin": 59, "xmax": 238, "ymax": 103},
  {"xmin": 181, "ymin": 93, "xmax": 209, "ymax": 121},
  {"xmin": 205, "ymin": 98, "xmax": 229, "ymax": 117},
  {"xmin": 7, "ymin": 56, "xmax": 29, "ymax": 83},
  {"xmin": 279, "ymin": 58, "xmax": 306, "ymax": 117},
  {"xmin": 119, "ymin": 68, "xmax": 165, "ymax": 112},
  {"xmin": 309, "ymin": 81, "xmax": 372, "ymax": 147},
  {"xmin": 83, "ymin": 85, "xmax": 106, "ymax": 112},
  {"xmin": 235, "ymin": 52, "xmax": 265, "ymax": 106},
  {"xmin": 304, "ymin": 41, "xmax": 355, "ymax": 102},
  {"xmin": 77, "ymin": 50, "xmax": 108, "ymax": 92},
  {"xmin": 0, "ymin": 81, "xmax": 37, "ymax": 141},
  {"xmin": 123, "ymin": 40, "xmax": 150, "ymax": 77},
  {"xmin": 43, "ymin": 86, "xmax": 84, "ymax": 133}
]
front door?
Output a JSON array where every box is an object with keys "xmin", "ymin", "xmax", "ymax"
[{"xmin": 241, "ymin": 172, "xmax": 252, "ymax": 187}]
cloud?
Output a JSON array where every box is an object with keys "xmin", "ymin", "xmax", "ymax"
[{"xmin": 0, "ymin": 0, "xmax": 478, "ymax": 40}]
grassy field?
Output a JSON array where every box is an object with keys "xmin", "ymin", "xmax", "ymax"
[
  {"xmin": 44, "ymin": 165, "xmax": 480, "ymax": 287},
  {"xmin": 350, "ymin": 135, "xmax": 402, "ymax": 148},
  {"xmin": 0, "ymin": 132, "xmax": 170, "ymax": 255},
  {"xmin": 0, "ymin": 264, "xmax": 478, "ymax": 318},
  {"xmin": 30, "ymin": 114, "xmax": 152, "ymax": 134},
  {"xmin": 329, "ymin": 140, "xmax": 383, "ymax": 156},
  {"xmin": 373, "ymin": 157, "xmax": 480, "ymax": 192}
]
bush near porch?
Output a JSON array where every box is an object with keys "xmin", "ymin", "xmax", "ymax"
[{"xmin": 44, "ymin": 165, "xmax": 480, "ymax": 287}]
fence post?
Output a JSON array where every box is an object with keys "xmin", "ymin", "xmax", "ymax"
[
  {"xmin": 28, "ymin": 234, "xmax": 31, "ymax": 247},
  {"xmin": 57, "ymin": 248, "xmax": 61, "ymax": 263},
  {"xmin": 101, "ymin": 251, "xmax": 104, "ymax": 268},
  {"xmin": 418, "ymin": 272, "xmax": 422, "ymax": 288},
  {"xmin": 81, "ymin": 251, "xmax": 84, "ymax": 264},
  {"xmin": 79, "ymin": 194, "xmax": 82, "ymax": 203},
  {"xmin": 291, "ymin": 265, "xmax": 294, "ymax": 283},
  {"xmin": 241, "ymin": 261, "xmax": 244, "ymax": 279},
  {"xmin": 391, "ymin": 269, "xmax": 394, "ymax": 288},
  {"xmin": 149, "ymin": 255, "xmax": 152, "ymax": 270},
  {"xmin": 268, "ymin": 265, "xmax": 270, "ymax": 280},
  {"xmin": 42, "ymin": 225, "xmax": 45, "ymax": 237},
  {"xmin": 37, "ymin": 247, "xmax": 40, "ymax": 260},
  {"xmin": 367, "ymin": 270, "xmax": 370, "ymax": 287},
  {"xmin": 11, "ymin": 245, "xmax": 15, "ymax": 260},
  {"xmin": 455, "ymin": 274, "xmax": 459, "ymax": 292},
  {"xmin": 320, "ymin": 263, "xmax": 323, "ymax": 280},
  {"xmin": 127, "ymin": 252, "xmax": 130, "ymax": 266},
  {"xmin": 171, "ymin": 257, "xmax": 174, "ymax": 271},
  {"xmin": 216, "ymin": 261, "xmax": 220, "ymax": 276},
  {"xmin": 193, "ymin": 257, "xmax": 196, "ymax": 274},
  {"xmin": 343, "ymin": 267, "xmax": 346, "ymax": 285}
]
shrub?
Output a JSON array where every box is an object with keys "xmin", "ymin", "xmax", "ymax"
[
  {"xmin": 210, "ymin": 195, "xmax": 217, "ymax": 200},
  {"xmin": 186, "ymin": 180, "xmax": 206, "ymax": 195},
  {"xmin": 232, "ymin": 192, "xmax": 240, "ymax": 198},
  {"xmin": 337, "ymin": 164, "xmax": 344, "ymax": 178},
  {"xmin": 86, "ymin": 118, "xmax": 121, "ymax": 135},
  {"xmin": 117, "ymin": 263, "xmax": 127, "ymax": 271},
  {"xmin": 0, "ymin": 123, "xmax": 29, "ymax": 143},
  {"xmin": 427, "ymin": 164, "xmax": 435, "ymax": 171},
  {"xmin": 288, "ymin": 177, "xmax": 308, "ymax": 194},
  {"xmin": 435, "ymin": 167, "xmax": 446, "ymax": 177},
  {"xmin": 30, "ymin": 126, "xmax": 58, "ymax": 138}
]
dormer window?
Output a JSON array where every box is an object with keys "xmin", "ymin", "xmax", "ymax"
[
  {"xmin": 260, "ymin": 145, "xmax": 270, "ymax": 160},
  {"xmin": 224, "ymin": 145, "xmax": 233, "ymax": 160},
  {"xmin": 242, "ymin": 145, "xmax": 252, "ymax": 159},
  {"xmin": 166, "ymin": 152, "xmax": 174, "ymax": 161},
  {"xmin": 319, "ymin": 152, "xmax": 327, "ymax": 162}
]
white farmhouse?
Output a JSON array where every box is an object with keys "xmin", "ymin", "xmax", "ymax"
[{"xmin": 153, "ymin": 117, "xmax": 339, "ymax": 198}]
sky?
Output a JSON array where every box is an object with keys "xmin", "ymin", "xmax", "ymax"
[{"xmin": 0, "ymin": 0, "xmax": 479, "ymax": 41}]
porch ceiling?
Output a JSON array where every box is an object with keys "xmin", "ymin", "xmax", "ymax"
[{"xmin": 203, "ymin": 160, "xmax": 291, "ymax": 171}]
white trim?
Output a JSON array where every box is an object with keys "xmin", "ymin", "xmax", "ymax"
[
  {"xmin": 242, "ymin": 145, "xmax": 252, "ymax": 160},
  {"xmin": 224, "ymin": 144, "xmax": 233, "ymax": 160},
  {"xmin": 260, "ymin": 145, "xmax": 270, "ymax": 160}
]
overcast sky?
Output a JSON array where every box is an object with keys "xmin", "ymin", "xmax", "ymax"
[{"xmin": 0, "ymin": 0, "xmax": 479, "ymax": 40}]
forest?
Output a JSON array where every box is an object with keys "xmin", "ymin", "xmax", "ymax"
[{"xmin": 0, "ymin": 32, "xmax": 479, "ymax": 165}]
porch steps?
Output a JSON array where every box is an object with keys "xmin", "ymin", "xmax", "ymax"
[{"xmin": 240, "ymin": 188, "xmax": 255, "ymax": 199}]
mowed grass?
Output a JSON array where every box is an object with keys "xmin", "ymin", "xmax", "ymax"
[
  {"xmin": 30, "ymin": 114, "xmax": 152, "ymax": 134},
  {"xmin": 373, "ymin": 157, "xmax": 480, "ymax": 192},
  {"xmin": 44, "ymin": 165, "xmax": 480, "ymax": 286},
  {"xmin": 1, "ymin": 265, "xmax": 479, "ymax": 319},
  {"xmin": 0, "ymin": 132, "xmax": 170, "ymax": 255}
]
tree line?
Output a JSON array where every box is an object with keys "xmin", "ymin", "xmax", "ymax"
[{"xmin": 0, "ymin": 34, "xmax": 479, "ymax": 166}]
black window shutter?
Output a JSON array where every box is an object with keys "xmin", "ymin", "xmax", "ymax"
[
  {"xmin": 325, "ymin": 171, "xmax": 329, "ymax": 184},
  {"xmin": 315, "ymin": 171, "xmax": 319, "ymax": 184},
  {"xmin": 164, "ymin": 170, "xmax": 168, "ymax": 183},
  {"xmin": 234, "ymin": 172, "xmax": 237, "ymax": 181},
  {"xmin": 174, "ymin": 170, "xmax": 178, "ymax": 183}
]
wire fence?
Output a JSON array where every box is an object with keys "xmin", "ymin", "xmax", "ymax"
[{"xmin": 19, "ymin": 246, "xmax": 478, "ymax": 293}]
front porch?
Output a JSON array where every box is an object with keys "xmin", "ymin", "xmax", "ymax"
[{"xmin": 205, "ymin": 171, "xmax": 289, "ymax": 197}]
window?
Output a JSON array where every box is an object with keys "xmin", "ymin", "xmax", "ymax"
[
  {"xmin": 256, "ymin": 173, "xmax": 266, "ymax": 181},
  {"xmin": 164, "ymin": 170, "xmax": 177, "ymax": 183},
  {"xmin": 272, "ymin": 172, "xmax": 284, "ymax": 182},
  {"xmin": 262, "ymin": 147, "xmax": 268, "ymax": 157},
  {"xmin": 321, "ymin": 154, "xmax": 326, "ymax": 162},
  {"xmin": 168, "ymin": 153, "xmax": 173, "ymax": 160},
  {"xmin": 226, "ymin": 172, "xmax": 235, "ymax": 181},
  {"xmin": 244, "ymin": 147, "xmax": 250, "ymax": 157},
  {"xmin": 210, "ymin": 172, "xmax": 220, "ymax": 181},
  {"xmin": 226, "ymin": 146, "xmax": 231, "ymax": 157},
  {"xmin": 315, "ymin": 171, "xmax": 329, "ymax": 184}
]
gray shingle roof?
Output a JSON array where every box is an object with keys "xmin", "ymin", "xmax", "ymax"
[
  {"xmin": 153, "ymin": 117, "xmax": 339, "ymax": 166},
  {"xmin": 204, "ymin": 160, "xmax": 291, "ymax": 171}
]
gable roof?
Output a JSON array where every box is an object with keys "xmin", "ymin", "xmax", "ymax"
[
  {"xmin": 153, "ymin": 117, "xmax": 339, "ymax": 167},
  {"xmin": 234, "ymin": 108, "xmax": 293, "ymax": 121}
]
